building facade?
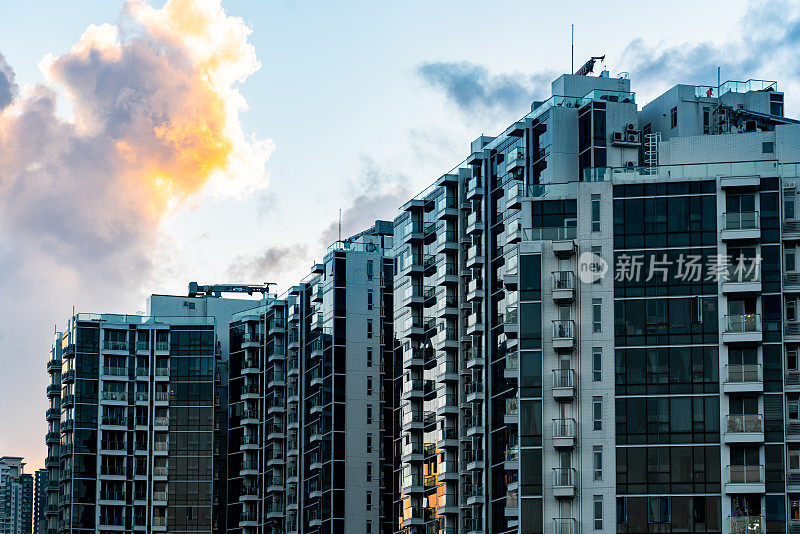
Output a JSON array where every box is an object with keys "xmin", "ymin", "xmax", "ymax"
[
  {"xmin": 392, "ymin": 72, "xmax": 800, "ymax": 534},
  {"xmin": 225, "ymin": 221, "xmax": 396, "ymax": 534},
  {"xmin": 51, "ymin": 313, "xmax": 218, "ymax": 533},
  {"xmin": 33, "ymin": 469, "xmax": 47, "ymax": 534},
  {"xmin": 0, "ymin": 457, "xmax": 33, "ymax": 534}
]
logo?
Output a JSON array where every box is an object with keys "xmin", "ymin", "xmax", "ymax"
[{"xmin": 578, "ymin": 251, "xmax": 608, "ymax": 284}]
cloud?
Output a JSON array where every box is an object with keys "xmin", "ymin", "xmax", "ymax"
[
  {"xmin": 619, "ymin": 1, "xmax": 800, "ymax": 103},
  {"xmin": 228, "ymin": 244, "xmax": 310, "ymax": 282},
  {"xmin": 319, "ymin": 157, "xmax": 413, "ymax": 245},
  {"xmin": 0, "ymin": 0, "xmax": 271, "ymax": 467},
  {"xmin": 0, "ymin": 53, "xmax": 16, "ymax": 110},
  {"xmin": 417, "ymin": 60, "xmax": 555, "ymax": 116}
]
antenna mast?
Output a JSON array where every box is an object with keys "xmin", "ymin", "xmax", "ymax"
[{"xmin": 571, "ymin": 24, "xmax": 574, "ymax": 74}]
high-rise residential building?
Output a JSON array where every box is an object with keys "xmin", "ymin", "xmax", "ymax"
[
  {"xmin": 392, "ymin": 70, "xmax": 800, "ymax": 534},
  {"xmin": 44, "ymin": 334, "xmax": 62, "ymax": 534},
  {"xmin": 147, "ymin": 290, "xmax": 268, "ymax": 533},
  {"xmin": 0, "ymin": 457, "xmax": 33, "ymax": 534},
  {"xmin": 33, "ymin": 469, "xmax": 47, "ymax": 534},
  {"xmin": 52, "ymin": 312, "xmax": 218, "ymax": 533},
  {"xmin": 225, "ymin": 221, "xmax": 396, "ymax": 534}
]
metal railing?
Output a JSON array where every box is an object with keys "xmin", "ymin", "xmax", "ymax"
[
  {"xmin": 552, "ymin": 467, "xmax": 576, "ymax": 488},
  {"xmin": 552, "ymin": 369, "xmax": 575, "ymax": 388},
  {"xmin": 729, "ymin": 515, "xmax": 764, "ymax": 534},
  {"xmin": 727, "ymin": 465, "xmax": 764, "ymax": 484},
  {"xmin": 723, "ymin": 211, "xmax": 759, "ymax": 230},
  {"xmin": 725, "ymin": 364, "xmax": 762, "ymax": 382},
  {"xmin": 725, "ymin": 314, "xmax": 761, "ymax": 333},
  {"xmin": 552, "ymin": 271, "xmax": 575, "ymax": 290},
  {"xmin": 553, "ymin": 418, "xmax": 577, "ymax": 438},
  {"xmin": 727, "ymin": 414, "xmax": 763, "ymax": 433},
  {"xmin": 553, "ymin": 320, "xmax": 575, "ymax": 339}
]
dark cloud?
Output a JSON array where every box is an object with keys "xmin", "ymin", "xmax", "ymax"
[
  {"xmin": 417, "ymin": 60, "xmax": 554, "ymax": 115},
  {"xmin": 228, "ymin": 244, "xmax": 310, "ymax": 282},
  {"xmin": 0, "ymin": 52, "xmax": 17, "ymax": 110},
  {"xmin": 319, "ymin": 157, "xmax": 413, "ymax": 245}
]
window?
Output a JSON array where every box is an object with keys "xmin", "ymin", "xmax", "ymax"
[
  {"xmin": 591, "ymin": 194, "xmax": 601, "ymax": 232},
  {"xmin": 367, "ymin": 320, "xmax": 373, "ymax": 339},
  {"xmin": 670, "ymin": 106, "xmax": 677, "ymax": 129},
  {"xmin": 648, "ymin": 497, "xmax": 671, "ymax": 523},
  {"xmin": 366, "ymin": 433, "xmax": 373, "ymax": 453},
  {"xmin": 593, "ymin": 397, "xmax": 602, "ymax": 430},
  {"xmin": 366, "ymin": 405, "xmax": 373, "ymax": 425},
  {"xmin": 703, "ymin": 107, "xmax": 710, "ymax": 134},
  {"xmin": 592, "ymin": 348, "xmax": 602, "ymax": 381},
  {"xmin": 366, "ymin": 491, "xmax": 372, "ymax": 511},
  {"xmin": 367, "ymin": 290, "xmax": 373, "ymax": 310},
  {"xmin": 787, "ymin": 248, "xmax": 797, "ymax": 272},
  {"xmin": 591, "ymin": 246, "xmax": 602, "ymax": 284},
  {"xmin": 367, "ymin": 377, "xmax": 373, "ymax": 396},
  {"xmin": 593, "ymin": 446, "xmax": 603, "ymax": 480},
  {"xmin": 366, "ymin": 348, "xmax": 373, "ymax": 367},
  {"xmin": 366, "ymin": 521, "xmax": 372, "ymax": 534},
  {"xmin": 763, "ymin": 141, "xmax": 775, "ymax": 154},
  {"xmin": 592, "ymin": 299, "xmax": 602, "ymax": 332},
  {"xmin": 787, "ymin": 194, "xmax": 796, "ymax": 220},
  {"xmin": 366, "ymin": 462, "xmax": 373, "ymax": 482},
  {"xmin": 366, "ymin": 260, "xmax": 374, "ymax": 281},
  {"xmin": 594, "ymin": 495, "xmax": 603, "ymax": 529}
]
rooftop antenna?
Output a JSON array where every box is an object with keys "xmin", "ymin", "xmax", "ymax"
[
  {"xmin": 717, "ymin": 66, "xmax": 721, "ymax": 95},
  {"xmin": 571, "ymin": 24, "xmax": 574, "ymax": 74},
  {"xmin": 338, "ymin": 209, "xmax": 342, "ymax": 243}
]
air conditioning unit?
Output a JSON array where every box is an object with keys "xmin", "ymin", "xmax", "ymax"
[
  {"xmin": 627, "ymin": 123, "xmax": 636, "ymax": 131},
  {"xmin": 627, "ymin": 133, "xmax": 639, "ymax": 143},
  {"xmin": 625, "ymin": 161, "xmax": 636, "ymax": 168},
  {"xmin": 613, "ymin": 132, "xmax": 625, "ymax": 142}
]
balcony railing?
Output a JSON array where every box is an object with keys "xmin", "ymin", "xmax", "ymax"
[
  {"xmin": 553, "ymin": 418, "xmax": 577, "ymax": 438},
  {"xmin": 552, "ymin": 369, "xmax": 575, "ymax": 388},
  {"xmin": 727, "ymin": 465, "xmax": 764, "ymax": 484},
  {"xmin": 729, "ymin": 515, "xmax": 764, "ymax": 534},
  {"xmin": 552, "ymin": 271, "xmax": 575, "ymax": 290},
  {"xmin": 552, "ymin": 320, "xmax": 575, "ymax": 339},
  {"xmin": 727, "ymin": 414, "xmax": 763, "ymax": 433},
  {"xmin": 725, "ymin": 364, "xmax": 762, "ymax": 383},
  {"xmin": 722, "ymin": 211, "xmax": 759, "ymax": 230},
  {"xmin": 552, "ymin": 467, "xmax": 576, "ymax": 487},
  {"xmin": 725, "ymin": 314, "xmax": 761, "ymax": 333}
]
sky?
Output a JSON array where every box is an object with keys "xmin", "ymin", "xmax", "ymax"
[{"xmin": 1, "ymin": 0, "xmax": 797, "ymax": 470}]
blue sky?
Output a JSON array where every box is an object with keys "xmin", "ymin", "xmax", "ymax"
[{"xmin": 0, "ymin": 0, "xmax": 787, "ymax": 467}]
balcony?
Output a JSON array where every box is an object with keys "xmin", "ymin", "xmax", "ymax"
[
  {"xmin": 552, "ymin": 320, "xmax": 575, "ymax": 351},
  {"xmin": 504, "ymin": 397, "xmax": 519, "ymax": 424},
  {"xmin": 466, "ymin": 277, "xmax": 484, "ymax": 301},
  {"xmin": 725, "ymin": 414, "xmax": 764, "ymax": 443},
  {"xmin": 725, "ymin": 465, "xmax": 765, "ymax": 493},
  {"xmin": 729, "ymin": 515, "xmax": 764, "ymax": 534},
  {"xmin": 103, "ymin": 340, "xmax": 129, "ymax": 352},
  {"xmin": 552, "ymin": 271, "xmax": 575, "ymax": 302},
  {"xmin": 722, "ymin": 314, "xmax": 762, "ymax": 344},
  {"xmin": 464, "ymin": 448, "xmax": 484, "ymax": 470},
  {"xmin": 785, "ymin": 219, "xmax": 800, "ymax": 240},
  {"xmin": 466, "ymin": 312, "xmax": 483, "ymax": 335},
  {"xmin": 553, "ymin": 418, "xmax": 576, "ymax": 449},
  {"xmin": 465, "ymin": 416, "xmax": 483, "ymax": 437},
  {"xmin": 47, "ymin": 385, "xmax": 60, "ymax": 397},
  {"xmin": 721, "ymin": 211, "xmax": 760, "ymax": 240},
  {"xmin": 465, "ymin": 347, "xmax": 484, "ymax": 368},
  {"xmin": 499, "ymin": 306, "xmax": 518, "ymax": 336},
  {"xmin": 723, "ymin": 364, "xmax": 763, "ymax": 393},
  {"xmin": 466, "ymin": 245, "xmax": 484, "ymax": 268},
  {"xmin": 465, "ymin": 381, "xmax": 484, "ymax": 402},
  {"xmin": 504, "ymin": 352, "xmax": 519, "ymax": 379},
  {"xmin": 552, "ymin": 468, "xmax": 576, "ymax": 499},
  {"xmin": 553, "ymin": 518, "xmax": 579, "ymax": 534},
  {"xmin": 552, "ymin": 369, "xmax": 575, "ymax": 400}
]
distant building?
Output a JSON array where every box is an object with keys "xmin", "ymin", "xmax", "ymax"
[
  {"xmin": 32, "ymin": 470, "xmax": 46, "ymax": 534},
  {"xmin": 51, "ymin": 312, "xmax": 218, "ymax": 533},
  {"xmin": 0, "ymin": 456, "xmax": 33, "ymax": 534}
]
